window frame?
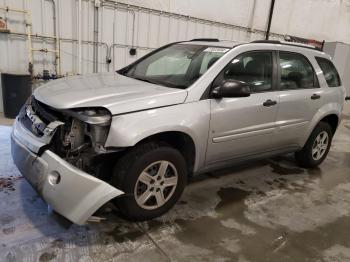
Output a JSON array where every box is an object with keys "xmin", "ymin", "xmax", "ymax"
[
  {"xmin": 276, "ymin": 51, "xmax": 320, "ymax": 91},
  {"xmin": 207, "ymin": 50, "xmax": 278, "ymax": 99},
  {"xmin": 315, "ymin": 56, "xmax": 342, "ymax": 87}
]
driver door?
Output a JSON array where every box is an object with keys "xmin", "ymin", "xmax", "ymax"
[{"xmin": 206, "ymin": 50, "xmax": 279, "ymax": 165}]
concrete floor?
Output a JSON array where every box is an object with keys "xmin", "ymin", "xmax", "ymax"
[
  {"xmin": 0, "ymin": 112, "xmax": 14, "ymax": 126},
  {"xmin": 0, "ymin": 105, "xmax": 350, "ymax": 262}
]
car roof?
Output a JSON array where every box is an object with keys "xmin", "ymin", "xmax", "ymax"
[{"xmin": 179, "ymin": 38, "xmax": 330, "ymax": 59}]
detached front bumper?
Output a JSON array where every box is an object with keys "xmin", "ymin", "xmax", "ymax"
[{"xmin": 11, "ymin": 118, "xmax": 124, "ymax": 225}]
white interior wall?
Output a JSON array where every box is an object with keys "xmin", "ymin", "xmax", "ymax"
[
  {"xmin": 119, "ymin": 0, "xmax": 350, "ymax": 42},
  {"xmin": 0, "ymin": 0, "xmax": 349, "ymax": 77}
]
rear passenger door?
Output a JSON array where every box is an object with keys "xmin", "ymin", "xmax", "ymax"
[{"xmin": 274, "ymin": 51, "xmax": 323, "ymax": 148}]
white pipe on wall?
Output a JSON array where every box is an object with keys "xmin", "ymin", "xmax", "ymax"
[{"xmin": 77, "ymin": 0, "xmax": 82, "ymax": 74}]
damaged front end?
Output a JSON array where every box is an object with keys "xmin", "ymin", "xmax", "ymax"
[
  {"xmin": 47, "ymin": 103, "xmax": 113, "ymax": 174},
  {"xmin": 11, "ymin": 96, "xmax": 124, "ymax": 225}
]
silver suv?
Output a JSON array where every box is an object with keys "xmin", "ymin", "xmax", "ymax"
[{"xmin": 11, "ymin": 39, "xmax": 346, "ymax": 224}]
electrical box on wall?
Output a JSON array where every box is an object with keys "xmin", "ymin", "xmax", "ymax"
[
  {"xmin": 323, "ymin": 42, "xmax": 350, "ymax": 96},
  {"xmin": 129, "ymin": 48, "xmax": 137, "ymax": 56},
  {"xmin": 0, "ymin": 17, "xmax": 5, "ymax": 28},
  {"xmin": 0, "ymin": 17, "xmax": 9, "ymax": 33}
]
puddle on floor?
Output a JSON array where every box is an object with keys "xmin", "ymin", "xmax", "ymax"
[
  {"xmin": 215, "ymin": 187, "xmax": 250, "ymax": 213},
  {"xmin": 269, "ymin": 162, "xmax": 305, "ymax": 176}
]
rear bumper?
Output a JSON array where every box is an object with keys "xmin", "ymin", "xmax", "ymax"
[{"xmin": 11, "ymin": 118, "xmax": 124, "ymax": 225}]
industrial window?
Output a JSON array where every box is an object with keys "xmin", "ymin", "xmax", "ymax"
[
  {"xmin": 218, "ymin": 51, "xmax": 273, "ymax": 93},
  {"xmin": 316, "ymin": 57, "xmax": 341, "ymax": 87},
  {"xmin": 279, "ymin": 52, "xmax": 318, "ymax": 90}
]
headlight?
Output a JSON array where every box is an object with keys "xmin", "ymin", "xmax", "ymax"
[{"xmin": 63, "ymin": 108, "xmax": 111, "ymax": 126}]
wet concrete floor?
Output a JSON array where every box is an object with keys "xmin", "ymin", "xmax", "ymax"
[{"xmin": 0, "ymin": 106, "xmax": 350, "ymax": 262}]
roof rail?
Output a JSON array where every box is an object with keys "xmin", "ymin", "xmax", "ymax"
[
  {"xmin": 251, "ymin": 40, "xmax": 321, "ymax": 51},
  {"xmin": 190, "ymin": 38, "xmax": 219, "ymax": 42},
  {"xmin": 252, "ymin": 40, "xmax": 281, "ymax": 44}
]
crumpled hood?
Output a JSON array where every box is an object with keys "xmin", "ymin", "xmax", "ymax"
[{"xmin": 34, "ymin": 72, "xmax": 188, "ymax": 115}]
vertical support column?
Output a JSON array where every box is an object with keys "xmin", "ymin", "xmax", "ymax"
[
  {"xmin": 77, "ymin": 0, "xmax": 82, "ymax": 74},
  {"xmin": 265, "ymin": 0, "xmax": 275, "ymax": 40},
  {"xmin": 93, "ymin": 2, "xmax": 99, "ymax": 73}
]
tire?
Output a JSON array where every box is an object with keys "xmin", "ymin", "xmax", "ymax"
[
  {"xmin": 295, "ymin": 122, "xmax": 333, "ymax": 168},
  {"xmin": 111, "ymin": 142, "xmax": 187, "ymax": 221}
]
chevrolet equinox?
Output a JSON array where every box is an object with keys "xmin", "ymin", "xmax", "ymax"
[{"xmin": 11, "ymin": 39, "xmax": 346, "ymax": 224}]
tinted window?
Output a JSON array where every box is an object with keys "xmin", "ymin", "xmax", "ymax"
[
  {"xmin": 279, "ymin": 52, "xmax": 318, "ymax": 90},
  {"xmin": 216, "ymin": 51, "xmax": 273, "ymax": 93},
  {"xmin": 316, "ymin": 57, "xmax": 341, "ymax": 87}
]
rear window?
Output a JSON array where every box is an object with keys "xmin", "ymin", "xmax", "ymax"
[{"xmin": 316, "ymin": 57, "xmax": 341, "ymax": 87}]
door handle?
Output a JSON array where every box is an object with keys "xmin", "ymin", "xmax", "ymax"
[
  {"xmin": 311, "ymin": 94, "xmax": 321, "ymax": 100},
  {"xmin": 263, "ymin": 99, "xmax": 277, "ymax": 107}
]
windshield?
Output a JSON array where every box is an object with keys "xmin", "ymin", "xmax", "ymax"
[{"xmin": 119, "ymin": 44, "xmax": 229, "ymax": 89}]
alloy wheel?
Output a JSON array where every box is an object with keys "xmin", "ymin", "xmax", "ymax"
[
  {"xmin": 134, "ymin": 160, "xmax": 178, "ymax": 210},
  {"xmin": 311, "ymin": 131, "xmax": 329, "ymax": 161}
]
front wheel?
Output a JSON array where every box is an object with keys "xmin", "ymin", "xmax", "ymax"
[
  {"xmin": 111, "ymin": 142, "xmax": 187, "ymax": 221},
  {"xmin": 295, "ymin": 122, "xmax": 333, "ymax": 168}
]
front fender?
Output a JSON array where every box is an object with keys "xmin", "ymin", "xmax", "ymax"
[{"xmin": 105, "ymin": 101, "xmax": 211, "ymax": 172}]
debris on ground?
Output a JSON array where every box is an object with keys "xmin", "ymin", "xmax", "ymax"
[
  {"xmin": 0, "ymin": 176, "xmax": 22, "ymax": 193},
  {"xmin": 87, "ymin": 216, "xmax": 107, "ymax": 223}
]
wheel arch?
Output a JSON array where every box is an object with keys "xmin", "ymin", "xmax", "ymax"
[
  {"xmin": 319, "ymin": 114, "xmax": 339, "ymax": 135},
  {"xmin": 300, "ymin": 102, "xmax": 342, "ymax": 147},
  {"xmin": 299, "ymin": 115, "xmax": 338, "ymax": 149},
  {"xmin": 105, "ymin": 102, "xmax": 211, "ymax": 175},
  {"xmin": 135, "ymin": 131, "xmax": 197, "ymax": 176}
]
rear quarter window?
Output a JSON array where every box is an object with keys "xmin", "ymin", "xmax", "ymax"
[{"xmin": 316, "ymin": 57, "xmax": 341, "ymax": 87}]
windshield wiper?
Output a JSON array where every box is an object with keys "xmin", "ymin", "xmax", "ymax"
[{"xmin": 130, "ymin": 76, "xmax": 185, "ymax": 89}]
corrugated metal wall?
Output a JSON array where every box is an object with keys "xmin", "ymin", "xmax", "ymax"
[
  {"xmin": 0, "ymin": 0, "xmax": 349, "ymax": 76},
  {"xmin": 0, "ymin": 0, "xmax": 283, "ymax": 76}
]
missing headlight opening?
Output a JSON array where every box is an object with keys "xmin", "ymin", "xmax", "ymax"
[
  {"xmin": 23, "ymin": 96, "xmax": 113, "ymax": 174},
  {"xmin": 59, "ymin": 110, "xmax": 112, "ymax": 172}
]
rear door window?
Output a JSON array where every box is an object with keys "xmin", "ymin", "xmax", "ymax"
[
  {"xmin": 279, "ymin": 52, "xmax": 318, "ymax": 90},
  {"xmin": 316, "ymin": 57, "xmax": 341, "ymax": 87}
]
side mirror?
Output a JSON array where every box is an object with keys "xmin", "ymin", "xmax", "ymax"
[{"xmin": 211, "ymin": 80, "xmax": 250, "ymax": 99}]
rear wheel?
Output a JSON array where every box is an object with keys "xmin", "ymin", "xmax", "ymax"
[
  {"xmin": 295, "ymin": 122, "xmax": 333, "ymax": 168},
  {"xmin": 111, "ymin": 142, "xmax": 187, "ymax": 221}
]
